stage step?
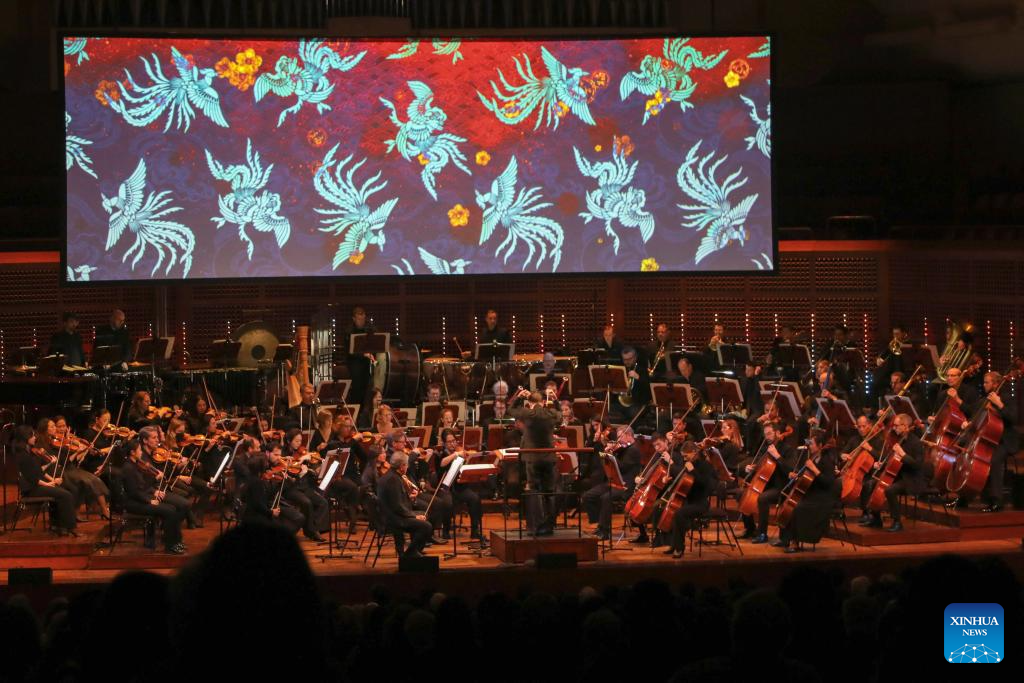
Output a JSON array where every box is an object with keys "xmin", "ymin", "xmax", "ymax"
[
  {"xmin": 906, "ymin": 503, "xmax": 1024, "ymax": 529},
  {"xmin": 490, "ymin": 529, "xmax": 598, "ymax": 564},
  {"xmin": 827, "ymin": 520, "xmax": 960, "ymax": 546}
]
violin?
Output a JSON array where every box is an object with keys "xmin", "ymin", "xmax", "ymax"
[
  {"xmin": 103, "ymin": 425, "xmax": 136, "ymax": 439},
  {"xmin": 146, "ymin": 405, "xmax": 174, "ymax": 420},
  {"xmin": 151, "ymin": 447, "xmax": 184, "ymax": 465},
  {"xmin": 263, "ymin": 429, "xmax": 285, "ymax": 442}
]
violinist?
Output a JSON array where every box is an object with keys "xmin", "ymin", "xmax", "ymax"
[
  {"xmin": 308, "ymin": 410, "xmax": 336, "ymax": 454},
  {"xmin": 13, "ymin": 425, "xmax": 77, "ymax": 535},
  {"xmin": 378, "ymin": 451, "xmax": 433, "ymax": 559},
  {"xmin": 666, "ymin": 412, "xmax": 692, "ymax": 453},
  {"xmin": 582, "ymin": 425, "xmax": 643, "ymax": 541},
  {"xmin": 715, "ymin": 418, "xmax": 746, "ymax": 475},
  {"xmin": 52, "ymin": 415, "xmax": 111, "ymax": 520},
  {"xmin": 178, "ymin": 414, "xmax": 223, "ymax": 526},
  {"xmin": 966, "ymin": 371, "xmax": 1016, "ymax": 513},
  {"xmin": 773, "ymin": 430, "xmax": 838, "ymax": 553},
  {"xmin": 83, "ymin": 409, "xmax": 115, "ymax": 472},
  {"xmin": 858, "ymin": 413, "xmax": 925, "ymax": 531},
  {"xmin": 115, "ymin": 438, "xmax": 186, "ymax": 554},
  {"xmin": 433, "ymin": 407, "xmax": 458, "ymax": 447},
  {"xmin": 558, "ymin": 400, "xmax": 581, "ymax": 428},
  {"xmin": 664, "ymin": 439, "xmax": 717, "ymax": 559},
  {"xmin": 33, "ymin": 418, "xmax": 86, "ymax": 507},
  {"xmin": 183, "ymin": 395, "xmax": 215, "ymax": 435},
  {"xmin": 388, "ymin": 432, "xmax": 447, "ymax": 541},
  {"xmin": 281, "ymin": 429, "xmax": 329, "ymax": 542},
  {"xmin": 322, "ymin": 415, "xmax": 367, "ymax": 533},
  {"xmin": 127, "ymin": 391, "xmax": 162, "ymax": 431},
  {"xmin": 740, "ymin": 422, "xmax": 799, "ymax": 543},
  {"xmin": 438, "ymin": 429, "xmax": 486, "ymax": 540},
  {"xmin": 755, "ymin": 401, "xmax": 797, "ymax": 450},
  {"xmin": 138, "ymin": 426, "xmax": 195, "ymax": 526},
  {"xmin": 236, "ymin": 452, "xmax": 304, "ymax": 535},
  {"xmin": 359, "ymin": 388, "xmax": 384, "ymax": 431},
  {"xmin": 374, "ymin": 403, "xmax": 398, "ymax": 440}
]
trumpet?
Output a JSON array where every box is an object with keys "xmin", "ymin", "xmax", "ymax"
[
  {"xmin": 708, "ymin": 335, "xmax": 723, "ymax": 353},
  {"xmin": 889, "ymin": 337, "xmax": 902, "ymax": 356},
  {"xmin": 649, "ymin": 344, "xmax": 667, "ymax": 372}
]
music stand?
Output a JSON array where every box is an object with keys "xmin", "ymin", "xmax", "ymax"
[
  {"xmin": 700, "ymin": 419, "xmax": 719, "ymax": 438},
  {"xmin": 717, "ymin": 343, "xmax": 753, "ymax": 368},
  {"xmin": 760, "ymin": 390, "xmax": 800, "ymax": 423},
  {"xmin": 316, "ymin": 449, "xmax": 357, "ymax": 560},
  {"xmin": 317, "ymin": 380, "xmax": 350, "ymax": 405},
  {"xmin": 837, "ymin": 348, "xmax": 865, "ymax": 375},
  {"xmin": 885, "ymin": 394, "xmax": 922, "ymax": 423},
  {"xmin": 815, "ymin": 398, "xmax": 856, "ymax": 431},
  {"xmin": 350, "ymin": 332, "xmax": 390, "ymax": 357},
  {"xmin": 650, "ymin": 382, "xmax": 697, "ymax": 432},
  {"xmin": 589, "ymin": 365, "xmax": 628, "ymax": 416},
  {"xmin": 758, "ymin": 380, "xmax": 805, "ymax": 408},
  {"xmin": 16, "ymin": 346, "xmax": 39, "ymax": 368},
  {"xmin": 776, "ymin": 343, "xmax": 812, "ymax": 369},
  {"xmin": 486, "ymin": 424, "xmax": 512, "ymax": 450},
  {"xmin": 901, "ymin": 344, "xmax": 938, "ymax": 378},
  {"xmin": 705, "ymin": 377, "xmax": 743, "ymax": 414},
  {"xmin": 475, "ymin": 342, "xmax": 514, "ymax": 363},
  {"xmin": 572, "ymin": 397, "xmax": 605, "ymax": 423},
  {"xmin": 528, "ymin": 372, "xmax": 571, "ymax": 395},
  {"xmin": 134, "ymin": 337, "xmax": 173, "ymax": 365},
  {"xmin": 37, "ymin": 354, "xmax": 64, "ymax": 376},
  {"xmin": 91, "ymin": 345, "xmax": 123, "ymax": 368},
  {"xmin": 210, "ymin": 339, "xmax": 243, "ymax": 368}
]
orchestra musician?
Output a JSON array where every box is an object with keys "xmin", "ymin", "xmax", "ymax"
[
  {"xmin": 929, "ymin": 366, "xmax": 977, "ymax": 416},
  {"xmin": 424, "ymin": 382, "xmax": 443, "ymax": 404},
  {"xmin": 127, "ymin": 391, "xmax": 161, "ymax": 431},
  {"xmin": 740, "ymin": 422, "xmax": 799, "ymax": 543},
  {"xmin": 558, "ymin": 400, "xmax": 581, "ymax": 427},
  {"xmin": 82, "ymin": 408, "xmax": 115, "ymax": 473},
  {"xmin": 344, "ymin": 305, "xmax": 375, "ymax": 409},
  {"xmin": 630, "ymin": 432, "xmax": 677, "ymax": 546},
  {"xmin": 281, "ymin": 429, "xmax": 329, "ymax": 541},
  {"xmin": 509, "ymin": 388, "xmax": 562, "ymax": 535},
  {"xmin": 480, "ymin": 308, "xmax": 512, "ymax": 345},
  {"xmin": 582, "ymin": 425, "xmax": 643, "ymax": 541},
  {"xmin": 882, "ymin": 371, "xmax": 926, "ymax": 423},
  {"xmin": 138, "ymin": 426, "xmax": 196, "ymax": 526},
  {"xmin": 438, "ymin": 429, "xmax": 486, "ymax": 541},
  {"xmin": 433, "ymin": 407, "xmax": 458, "ymax": 447},
  {"xmin": 961, "ymin": 371, "xmax": 1017, "ymax": 513},
  {"xmin": 858, "ymin": 413, "xmax": 925, "ymax": 531},
  {"xmin": 705, "ymin": 322, "xmax": 727, "ymax": 369},
  {"xmin": 674, "ymin": 355, "xmax": 706, "ymax": 398},
  {"xmin": 321, "ymin": 415, "xmax": 367, "ymax": 532},
  {"xmin": 48, "ymin": 311, "xmax": 85, "ymax": 367},
  {"xmin": 94, "ymin": 308, "xmax": 133, "ymax": 365},
  {"xmin": 390, "ymin": 432, "xmax": 448, "ymax": 541},
  {"xmin": 766, "ymin": 325, "xmax": 800, "ymax": 379},
  {"xmin": 286, "ymin": 382, "xmax": 319, "ymax": 432},
  {"xmin": 664, "ymin": 438, "xmax": 717, "ymax": 559},
  {"xmin": 648, "ymin": 323, "xmax": 674, "ymax": 380},
  {"xmin": 872, "ymin": 323, "xmax": 908, "ymax": 406},
  {"xmin": 841, "ymin": 415, "xmax": 883, "ymax": 466},
  {"xmin": 378, "ymin": 450, "xmax": 433, "ymax": 558},
  {"xmin": 51, "ymin": 415, "xmax": 111, "ymax": 519},
  {"xmin": 235, "ymin": 452, "xmax": 304, "ymax": 535},
  {"xmin": 13, "ymin": 425, "xmax": 78, "ymax": 535},
  {"xmin": 115, "ymin": 438, "xmax": 187, "ymax": 553},
  {"xmin": 616, "ymin": 346, "xmax": 651, "ymax": 422},
  {"xmin": 773, "ymin": 430, "xmax": 839, "ymax": 553},
  {"xmin": 715, "ymin": 418, "xmax": 746, "ymax": 475},
  {"xmin": 594, "ymin": 324, "xmax": 622, "ymax": 358}
]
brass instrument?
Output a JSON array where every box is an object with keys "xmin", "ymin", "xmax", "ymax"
[
  {"xmin": 888, "ymin": 337, "xmax": 902, "ymax": 356},
  {"xmin": 708, "ymin": 335, "xmax": 723, "ymax": 353},
  {"xmin": 649, "ymin": 344, "xmax": 667, "ymax": 373},
  {"xmin": 936, "ymin": 321, "xmax": 975, "ymax": 382},
  {"xmin": 618, "ymin": 371, "xmax": 636, "ymax": 407}
]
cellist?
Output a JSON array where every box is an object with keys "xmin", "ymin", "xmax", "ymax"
[
  {"xmin": 740, "ymin": 422, "xmax": 799, "ymax": 544},
  {"xmin": 663, "ymin": 440, "xmax": 717, "ymax": 559},
  {"xmin": 627, "ymin": 432, "xmax": 676, "ymax": 546},
  {"xmin": 858, "ymin": 413, "xmax": 925, "ymax": 531},
  {"xmin": 840, "ymin": 415, "xmax": 882, "ymax": 469},
  {"xmin": 773, "ymin": 430, "xmax": 839, "ymax": 553}
]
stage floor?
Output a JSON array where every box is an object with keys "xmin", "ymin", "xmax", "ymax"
[{"xmin": 4, "ymin": 497, "xmax": 1024, "ymax": 604}]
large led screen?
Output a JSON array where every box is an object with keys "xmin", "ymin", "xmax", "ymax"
[{"xmin": 62, "ymin": 35, "xmax": 772, "ymax": 281}]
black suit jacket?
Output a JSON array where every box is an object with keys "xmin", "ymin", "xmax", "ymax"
[
  {"xmin": 95, "ymin": 324, "xmax": 133, "ymax": 363},
  {"xmin": 48, "ymin": 331, "xmax": 85, "ymax": 366},
  {"xmin": 509, "ymin": 404, "xmax": 560, "ymax": 450},
  {"xmin": 378, "ymin": 470, "xmax": 415, "ymax": 526}
]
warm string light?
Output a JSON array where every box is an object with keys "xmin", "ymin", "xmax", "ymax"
[
  {"xmin": 923, "ymin": 316, "xmax": 929, "ymax": 344},
  {"xmin": 291, "ymin": 319, "xmax": 296, "ymax": 336},
  {"xmin": 226, "ymin": 320, "xmax": 231, "ymax": 336},
  {"xmin": 986, "ymin": 320, "xmax": 992, "ymax": 372},
  {"xmin": 773, "ymin": 312, "xmax": 779, "ymax": 338},
  {"xmin": 146, "ymin": 322, "xmax": 153, "ymax": 337},
  {"xmin": 863, "ymin": 313, "xmax": 871, "ymax": 391},
  {"xmin": 442, "ymin": 316, "xmax": 447, "ymax": 356},
  {"xmin": 610, "ymin": 312, "xmax": 615, "ymax": 330},
  {"xmin": 648, "ymin": 312, "xmax": 654, "ymax": 342},
  {"xmin": 473, "ymin": 316, "xmax": 478, "ymax": 348},
  {"xmin": 1010, "ymin": 321, "xmax": 1016, "ymax": 398},
  {"xmin": 1, "ymin": 329, "xmax": 5, "ymax": 379},
  {"xmin": 511, "ymin": 314, "xmax": 517, "ymax": 344},
  {"xmin": 810, "ymin": 312, "xmax": 816, "ymax": 360},
  {"xmin": 394, "ymin": 316, "xmax": 399, "ymax": 336},
  {"xmin": 331, "ymin": 317, "xmax": 337, "ymax": 350},
  {"xmin": 714, "ymin": 312, "xmax": 719, "ymax": 324},
  {"xmin": 539, "ymin": 313, "xmax": 545, "ymax": 352},
  {"xmin": 560, "ymin": 313, "xmax": 566, "ymax": 349},
  {"xmin": 181, "ymin": 321, "xmax": 188, "ymax": 366},
  {"xmin": 32, "ymin": 327, "xmax": 37, "ymax": 347},
  {"xmin": 679, "ymin": 312, "xmax": 684, "ymax": 344},
  {"xmin": 744, "ymin": 312, "xmax": 750, "ymax": 343}
]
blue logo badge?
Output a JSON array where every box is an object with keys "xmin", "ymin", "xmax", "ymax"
[{"xmin": 945, "ymin": 603, "xmax": 1004, "ymax": 663}]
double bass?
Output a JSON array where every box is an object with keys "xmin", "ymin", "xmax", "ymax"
[
  {"xmin": 945, "ymin": 360, "xmax": 1023, "ymax": 496},
  {"xmin": 924, "ymin": 392, "xmax": 968, "ymax": 490}
]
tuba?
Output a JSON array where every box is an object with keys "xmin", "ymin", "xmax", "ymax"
[{"xmin": 936, "ymin": 321, "xmax": 974, "ymax": 382}]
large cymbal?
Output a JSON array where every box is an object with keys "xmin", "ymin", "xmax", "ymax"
[{"xmin": 232, "ymin": 321, "xmax": 280, "ymax": 368}]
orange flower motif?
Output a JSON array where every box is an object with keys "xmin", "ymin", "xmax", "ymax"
[
  {"xmin": 94, "ymin": 80, "xmax": 122, "ymax": 107},
  {"xmin": 417, "ymin": 153, "xmax": 429, "ymax": 166},
  {"xmin": 349, "ymin": 252, "xmax": 365, "ymax": 265},
  {"xmin": 723, "ymin": 70, "xmax": 741, "ymax": 88},
  {"xmin": 307, "ymin": 128, "xmax": 327, "ymax": 147},
  {"xmin": 640, "ymin": 257, "xmax": 660, "ymax": 272},
  {"xmin": 555, "ymin": 100, "xmax": 569, "ymax": 118},
  {"xmin": 613, "ymin": 135, "xmax": 634, "ymax": 157},
  {"xmin": 448, "ymin": 204, "xmax": 470, "ymax": 227},
  {"xmin": 215, "ymin": 50, "xmax": 261, "ymax": 91},
  {"xmin": 591, "ymin": 70, "xmax": 609, "ymax": 88},
  {"xmin": 475, "ymin": 150, "xmax": 491, "ymax": 166},
  {"xmin": 501, "ymin": 101, "xmax": 520, "ymax": 119},
  {"xmin": 729, "ymin": 59, "xmax": 751, "ymax": 80},
  {"xmin": 235, "ymin": 48, "xmax": 262, "ymax": 74}
]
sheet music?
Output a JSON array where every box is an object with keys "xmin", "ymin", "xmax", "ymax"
[{"xmin": 440, "ymin": 455, "xmax": 465, "ymax": 488}]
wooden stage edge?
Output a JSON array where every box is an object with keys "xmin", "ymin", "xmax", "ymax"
[{"xmin": 3, "ymin": 509, "xmax": 1024, "ymax": 606}]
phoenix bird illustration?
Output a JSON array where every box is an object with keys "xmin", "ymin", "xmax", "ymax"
[
  {"xmin": 619, "ymin": 38, "xmax": 726, "ymax": 124},
  {"xmin": 63, "ymin": 37, "xmax": 89, "ymax": 65},
  {"xmin": 391, "ymin": 247, "xmax": 471, "ymax": 275},
  {"xmin": 379, "ymin": 80, "xmax": 471, "ymax": 200},
  {"xmin": 478, "ymin": 46, "xmax": 595, "ymax": 130},
  {"xmin": 205, "ymin": 139, "xmax": 291, "ymax": 260},
  {"xmin": 254, "ymin": 39, "xmax": 366, "ymax": 126},
  {"xmin": 101, "ymin": 158, "xmax": 195, "ymax": 278},
  {"xmin": 314, "ymin": 144, "xmax": 399, "ymax": 269},
  {"xmin": 66, "ymin": 265, "xmax": 98, "ymax": 282},
  {"xmin": 386, "ymin": 39, "xmax": 464, "ymax": 64},
  {"xmin": 740, "ymin": 94, "xmax": 771, "ymax": 158},
  {"xmin": 475, "ymin": 156, "xmax": 564, "ymax": 272},
  {"xmin": 65, "ymin": 112, "xmax": 97, "ymax": 179},
  {"xmin": 676, "ymin": 141, "xmax": 758, "ymax": 265},
  {"xmin": 106, "ymin": 46, "xmax": 228, "ymax": 132},
  {"xmin": 574, "ymin": 141, "xmax": 655, "ymax": 254}
]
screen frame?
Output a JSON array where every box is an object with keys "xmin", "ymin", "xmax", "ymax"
[{"xmin": 59, "ymin": 31, "xmax": 776, "ymax": 286}]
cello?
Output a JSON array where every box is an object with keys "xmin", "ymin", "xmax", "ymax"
[
  {"xmin": 866, "ymin": 429, "xmax": 906, "ymax": 512},
  {"xmin": 776, "ymin": 458, "xmax": 821, "ymax": 528},
  {"xmin": 656, "ymin": 463, "xmax": 695, "ymax": 533},
  {"xmin": 945, "ymin": 360, "xmax": 1023, "ymax": 497},
  {"xmin": 924, "ymin": 392, "xmax": 968, "ymax": 489},
  {"xmin": 625, "ymin": 449, "xmax": 672, "ymax": 524},
  {"xmin": 737, "ymin": 438, "xmax": 780, "ymax": 516},
  {"xmin": 838, "ymin": 365, "xmax": 922, "ymax": 503}
]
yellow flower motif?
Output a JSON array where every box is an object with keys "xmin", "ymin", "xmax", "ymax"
[
  {"xmin": 596, "ymin": 237, "xmax": 604, "ymax": 245},
  {"xmin": 502, "ymin": 101, "xmax": 520, "ymax": 118},
  {"xmin": 555, "ymin": 100, "xmax": 569, "ymax": 118},
  {"xmin": 348, "ymin": 252, "xmax": 365, "ymax": 265},
  {"xmin": 475, "ymin": 150, "xmax": 491, "ymax": 166},
  {"xmin": 644, "ymin": 89, "xmax": 666, "ymax": 116},
  {"xmin": 724, "ymin": 70, "xmax": 741, "ymax": 88},
  {"xmin": 594, "ymin": 144, "xmax": 602, "ymax": 152},
  {"xmin": 640, "ymin": 257, "xmax": 660, "ymax": 272},
  {"xmin": 235, "ymin": 48, "xmax": 262, "ymax": 74},
  {"xmin": 417, "ymin": 153, "xmax": 429, "ymax": 166},
  {"xmin": 448, "ymin": 204, "xmax": 470, "ymax": 227},
  {"xmin": 215, "ymin": 57, "xmax": 233, "ymax": 76}
]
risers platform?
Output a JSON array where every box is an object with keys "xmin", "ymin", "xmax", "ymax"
[{"xmin": 489, "ymin": 528, "xmax": 599, "ymax": 564}]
